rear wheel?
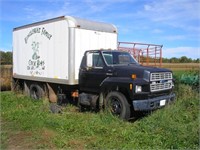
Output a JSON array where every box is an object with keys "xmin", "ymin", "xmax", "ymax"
[
  {"xmin": 105, "ymin": 91, "xmax": 130, "ymax": 120},
  {"xmin": 30, "ymin": 83, "xmax": 44, "ymax": 100}
]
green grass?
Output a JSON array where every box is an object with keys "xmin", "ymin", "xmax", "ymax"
[{"xmin": 1, "ymin": 83, "xmax": 199, "ymax": 149}]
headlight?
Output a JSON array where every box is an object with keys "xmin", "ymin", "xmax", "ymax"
[
  {"xmin": 143, "ymin": 70, "xmax": 150, "ymax": 81},
  {"xmin": 135, "ymin": 85, "xmax": 142, "ymax": 93}
]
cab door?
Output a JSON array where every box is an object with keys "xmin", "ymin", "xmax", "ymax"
[{"xmin": 79, "ymin": 51, "xmax": 107, "ymax": 93}]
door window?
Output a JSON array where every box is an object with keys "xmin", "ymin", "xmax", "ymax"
[{"xmin": 86, "ymin": 52, "xmax": 104, "ymax": 68}]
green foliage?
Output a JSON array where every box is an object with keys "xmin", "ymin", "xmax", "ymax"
[
  {"xmin": 162, "ymin": 56, "xmax": 199, "ymax": 63},
  {"xmin": 1, "ymin": 86, "xmax": 199, "ymax": 149},
  {"xmin": 0, "ymin": 51, "xmax": 12, "ymax": 64},
  {"xmin": 174, "ymin": 70, "xmax": 200, "ymax": 91}
]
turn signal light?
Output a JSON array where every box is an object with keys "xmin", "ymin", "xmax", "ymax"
[
  {"xmin": 131, "ymin": 74, "xmax": 137, "ymax": 79},
  {"xmin": 129, "ymin": 84, "xmax": 133, "ymax": 90}
]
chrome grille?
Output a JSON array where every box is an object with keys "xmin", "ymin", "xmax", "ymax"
[
  {"xmin": 150, "ymin": 72, "xmax": 173, "ymax": 92},
  {"xmin": 150, "ymin": 72, "xmax": 172, "ymax": 81},
  {"xmin": 150, "ymin": 82, "xmax": 172, "ymax": 92}
]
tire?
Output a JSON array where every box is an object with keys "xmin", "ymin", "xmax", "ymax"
[
  {"xmin": 105, "ymin": 91, "xmax": 130, "ymax": 120},
  {"xmin": 30, "ymin": 83, "xmax": 44, "ymax": 100}
]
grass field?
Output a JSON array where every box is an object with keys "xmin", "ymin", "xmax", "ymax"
[
  {"xmin": 1, "ymin": 83, "xmax": 199, "ymax": 149},
  {"xmin": 162, "ymin": 63, "xmax": 199, "ymax": 70}
]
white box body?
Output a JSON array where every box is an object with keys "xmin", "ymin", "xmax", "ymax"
[{"xmin": 13, "ymin": 16, "xmax": 118, "ymax": 85}]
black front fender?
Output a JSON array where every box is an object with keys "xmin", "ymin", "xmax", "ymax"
[
  {"xmin": 100, "ymin": 77, "xmax": 150, "ymax": 100},
  {"xmin": 100, "ymin": 77, "xmax": 133, "ymax": 98}
]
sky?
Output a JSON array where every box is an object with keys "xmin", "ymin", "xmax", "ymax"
[{"xmin": 0, "ymin": 0, "xmax": 200, "ymax": 59}]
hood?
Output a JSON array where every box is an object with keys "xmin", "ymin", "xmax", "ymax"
[{"xmin": 112, "ymin": 64, "xmax": 171, "ymax": 78}]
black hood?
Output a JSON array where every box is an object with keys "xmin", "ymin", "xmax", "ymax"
[{"xmin": 112, "ymin": 64, "xmax": 171, "ymax": 78}]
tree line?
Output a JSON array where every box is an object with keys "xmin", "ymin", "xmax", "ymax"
[
  {"xmin": 162, "ymin": 56, "xmax": 199, "ymax": 63},
  {"xmin": 0, "ymin": 51, "xmax": 199, "ymax": 65},
  {"xmin": 0, "ymin": 51, "xmax": 12, "ymax": 65}
]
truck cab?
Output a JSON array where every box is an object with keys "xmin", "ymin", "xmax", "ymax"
[{"xmin": 79, "ymin": 50, "xmax": 175, "ymax": 120}]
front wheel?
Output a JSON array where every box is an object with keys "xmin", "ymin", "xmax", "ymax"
[
  {"xmin": 30, "ymin": 83, "xmax": 44, "ymax": 100},
  {"xmin": 105, "ymin": 91, "xmax": 130, "ymax": 120}
]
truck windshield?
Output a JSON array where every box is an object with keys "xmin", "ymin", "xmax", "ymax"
[{"xmin": 102, "ymin": 51, "xmax": 138, "ymax": 66}]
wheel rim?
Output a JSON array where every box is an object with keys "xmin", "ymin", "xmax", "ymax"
[
  {"xmin": 31, "ymin": 87, "xmax": 39, "ymax": 99},
  {"xmin": 108, "ymin": 96, "xmax": 122, "ymax": 116}
]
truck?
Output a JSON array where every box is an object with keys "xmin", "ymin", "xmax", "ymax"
[{"xmin": 13, "ymin": 16, "xmax": 175, "ymax": 120}]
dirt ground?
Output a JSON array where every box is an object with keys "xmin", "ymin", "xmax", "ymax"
[{"xmin": 1, "ymin": 120, "xmax": 56, "ymax": 149}]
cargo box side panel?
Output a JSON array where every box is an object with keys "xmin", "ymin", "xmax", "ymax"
[
  {"xmin": 13, "ymin": 20, "xmax": 69, "ymax": 83},
  {"xmin": 74, "ymin": 28, "xmax": 117, "ymax": 80}
]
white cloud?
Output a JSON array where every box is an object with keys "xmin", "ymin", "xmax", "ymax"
[
  {"xmin": 84, "ymin": 0, "xmax": 109, "ymax": 12},
  {"xmin": 151, "ymin": 29, "xmax": 163, "ymax": 34},
  {"xmin": 0, "ymin": 47, "xmax": 12, "ymax": 52},
  {"xmin": 163, "ymin": 35, "xmax": 186, "ymax": 41},
  {"xmin": 22, "ymin": 1, "xmax": 79, "ymax": 22},
  {"xmin": 144, "ymin": 4, "xmax": 152, "ymax": 11},
  {"xmin": 22, "ymin": 0, "xmax": 136, "ymax": 22},
  {"xmin": 84, "ymin": 0, "xmax": 135, "ymax": 12},
  {"xmin": 142, "ymin": 0, "xmax": 200, "ymax": 32},
  {"xmin": 163, "ymin": 47, "xmax": 200, "ymax": 59}
]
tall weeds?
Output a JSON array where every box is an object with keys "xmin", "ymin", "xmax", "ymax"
[{"xmin": 0, "ymin": 65, "xmax": 12, "ymax": 91}]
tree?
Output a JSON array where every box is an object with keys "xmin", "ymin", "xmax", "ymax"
[
  {"xmin": 180, "ymin": 56, "xmax": 189, "ymax": 63},
  {"xmin": 170, "ymin": 57, "xmax": 179, "ymax": 63},
  {"xmin": 0, "ymin": 51, "xmax": 12, "ymax": 64},
  {"xmin": 162, "ymin": 58, "xmax": 170, "ymax": 63},
  {"xmin": 194, "ymin": 58, "xmax": 199, "ymax": 63}
]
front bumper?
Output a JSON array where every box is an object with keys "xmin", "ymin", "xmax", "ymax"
[{"xmin": 132, "ymin": 93, "xmax": 175, "ymax": 111}]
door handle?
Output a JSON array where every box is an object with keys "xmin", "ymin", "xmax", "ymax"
[{"xmin": 86, "ymin": 67, "xmax": 93, "ymax": 71}]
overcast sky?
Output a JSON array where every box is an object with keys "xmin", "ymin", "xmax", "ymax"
[{"xmin": 1, "ymin": 0, "xmax": 200, "ymax": 59}]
